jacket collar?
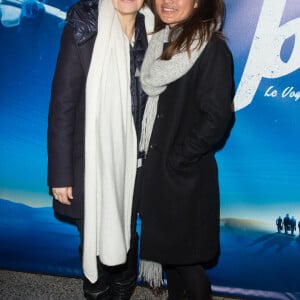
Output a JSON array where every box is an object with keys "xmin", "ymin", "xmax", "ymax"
[{"xmin": 67, "ymin": 0, "xmax": 99, "ymax": 45}]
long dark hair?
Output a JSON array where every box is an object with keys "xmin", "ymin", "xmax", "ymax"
[{"xmin": 151, "ymin": 0, "xmax": 225, "ymax": 60}]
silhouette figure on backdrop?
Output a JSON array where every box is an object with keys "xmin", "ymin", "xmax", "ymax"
[
  {"xmin": 283, "ymin": 214, "xmax": 291, "ymax": 234},
  {"xmin": 290, "ymin": 216, "xmax": 296, "ymax": 235},
  {"xmin": 276, "ymin": 216, "xmax": 283, "ymax": 232},
  {"xmin": 275, "ymin": 214, "xmax": 299, "ymax": 236}
]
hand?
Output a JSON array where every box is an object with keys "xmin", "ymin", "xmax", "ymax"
[{"xmin": 52, "ymin": 187, "xmax": 73, "ymax": 205}]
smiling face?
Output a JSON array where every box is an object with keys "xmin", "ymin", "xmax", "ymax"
[
  {"xmin": 155, "ymin": 0, "xmax": 198, "ymax": 27},
  {"xmin": 112, "ymin": 0, "xmax": 144, "ymax": 17}
]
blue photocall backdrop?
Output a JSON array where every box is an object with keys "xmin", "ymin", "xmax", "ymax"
[{"xmin": 0, "ymin": 0, "xmax": 299, "ymax": 299}]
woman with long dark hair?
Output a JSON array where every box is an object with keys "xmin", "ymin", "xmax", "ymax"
[{"xmin": 138, "ymin": 0, "xmax": 234, "ymax": 298}]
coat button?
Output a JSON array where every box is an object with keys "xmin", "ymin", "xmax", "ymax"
[
  {"xmin": 157, "ymin": 113, "xmax": 164, "ymax": 119},
  {"xmin": 149, "ymin": 143, "xmax": 157, "ymax": 150}
]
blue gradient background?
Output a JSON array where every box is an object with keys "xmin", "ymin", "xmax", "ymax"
[
  {"xmin": 219, "ymin": 0, "xmax": 300, "ymax": 224},
  {"xmin": 1, "ymin": 0, "xmax": 300, "ymax": 299},
  {"xmin": 0, "ymin": 0, "xmax": 74, "ymax": 206}
]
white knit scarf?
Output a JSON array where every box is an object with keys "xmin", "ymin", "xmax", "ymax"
[
  {"xmin": 83, "ymin": 0, "xmax": 153, "ymax": 283},
  {"xmin": 140, "ymin": 26, "xmax": 212, "ymax": 155}
]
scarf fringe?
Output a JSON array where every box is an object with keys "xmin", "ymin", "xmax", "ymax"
[
  {"xmin": 138, "ymin": 259, "xmax": 163, "ymax": 288},
  {"xmin": 139, "ymin": 96, "xmax": 159, "ymax": 154}
]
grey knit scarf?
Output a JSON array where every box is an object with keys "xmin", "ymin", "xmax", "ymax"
[{"xmin": 139, "ymin": 26, "xmax": 211, "ymax": 155}]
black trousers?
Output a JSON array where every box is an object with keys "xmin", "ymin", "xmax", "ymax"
[
  {"xmin": 166, "ymin": 263, "xmax": 212, "ymax": 300},
  {"xmin": 76, "ymin": 167, "xmax": 143, "ymax": 298}
]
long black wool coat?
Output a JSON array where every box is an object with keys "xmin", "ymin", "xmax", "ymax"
[{"xmin": 139, "ymin": 35, "xmax": 235, "ymax": 265}]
